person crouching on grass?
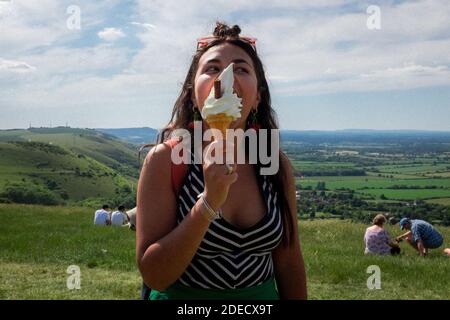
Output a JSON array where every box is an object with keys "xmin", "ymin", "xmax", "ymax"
[
  {"xmin": 396, "ymin": 218, "xmax": 444, "ymax": 257},
  {"xmin": 136, "ymin": 22, "xmax": 307, "ymax": 300}
]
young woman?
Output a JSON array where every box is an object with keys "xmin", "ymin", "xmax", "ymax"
[{"xmin": 136, "ymin": 22, "xmax": 307, "ymax": 300}]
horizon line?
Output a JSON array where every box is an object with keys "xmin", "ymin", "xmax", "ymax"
[{"xmin": 1, "ymin": 126, "xmax": 450, "ymax": 133}]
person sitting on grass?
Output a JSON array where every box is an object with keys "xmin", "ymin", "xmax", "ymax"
[
  {"xmin": 396, "ymin": 218, "xmax": 443, "ymax": 257},
  {"xmin": 364, "ymin": 214, "xmax": 401, "ymax": 255},
  {"xmin": 94, "ymin": 204, "xmax": 111, "ymax": 226},
  {"xmin": 111, "ymin": 205, "xmax": 130, "ymax": 226},
  {"xmin": 126, "ymin": 207, "xmax": 137, "ymax": 231}
]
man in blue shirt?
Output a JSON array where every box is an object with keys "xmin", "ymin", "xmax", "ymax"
[{"xmin": 396, "ymin": 218, "xmax": 443, "ymax": 256}]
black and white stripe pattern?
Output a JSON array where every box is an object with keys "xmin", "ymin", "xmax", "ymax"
[{"xmin": 175, "ymin": 150, "xmax": 283, "ymax": 289}]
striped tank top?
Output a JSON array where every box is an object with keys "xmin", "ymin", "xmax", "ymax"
[{"xmin": 175, "ymin": 149, "xmax": 283, "ymax": 290}]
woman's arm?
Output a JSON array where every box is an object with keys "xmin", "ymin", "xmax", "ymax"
[
  {"xmin": 272, "ymin": 153, "xmax": 307, "ymax": 300},
  {"xmin": 136, "ymin": 143, "xmax": 212, "ymax": 291},
  {"xmin": 136, "ymin": 141, "xmax": 238, "ymax": 291}
]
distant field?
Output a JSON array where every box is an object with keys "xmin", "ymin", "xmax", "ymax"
[
  {"xmin": 1, "ymin": 204, "xmax": 449, "ymax": 300},
  {"xmin": 292, "ymin": 161, "xmax": 357, "ymax": 170},
  {"xmin": 425, "ymin": 198, "xmax": 450, "ymax": 206},
  {"xmin": 366, "ymin": 172, "xmax": 423, "ymax": 179},
  {"xmin": 294, "ymin": 156, "xmax": 450, "ymax": 203},
  {"xmin": 375, "ymin": 164, "xmax": 450, "ymax": 174},
  {"xmin": 297, "ymin": 176, "xmax": 450, "ymax": 191},
  {"xmin": 425, "ymin": 172, "xmax": 450, "ymax": 178},
  {"xmin": 358, "ymin": 189, "xmax": 450, "ymax": 200}
]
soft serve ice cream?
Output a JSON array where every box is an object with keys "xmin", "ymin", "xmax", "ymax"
[{"xmin": 201, "ymin": 63, "xmax": 242, "ymax": 138}]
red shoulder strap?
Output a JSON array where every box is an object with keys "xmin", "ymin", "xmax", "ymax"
[{"xmin": 163, "ymin": 138, "xmax": 188, "ymax": 195}]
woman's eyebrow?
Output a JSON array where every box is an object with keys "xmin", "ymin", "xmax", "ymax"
[
  {"xmin": 232, "ymin": 59, "xmax": 250, "ymax": 65},
  {"xmin": 205, "ymin": 58, "xmax": 251, "ymax": 65},
  {"xmin": 205, "ymin": 58, "xmax": 221, "ymax": 64}
]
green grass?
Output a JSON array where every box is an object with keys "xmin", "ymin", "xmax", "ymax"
[
  {"xmin": 0, "ymin": 204, "xmax": 141, "ymax": 299},
  {"xmin": 300, "ymin": 220, "xmax": 450, "ymax": 299},
  {"xmin": 358, "ymin": 189, "xmax": 450, "ymax": 200},
  {"xmin": 1, "ymin": 204, "xmax": 449, "ymax": 300}
]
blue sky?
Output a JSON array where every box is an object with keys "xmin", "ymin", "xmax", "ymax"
[{"xmin": 0, "ymin": 0, "xmax": 449, "ymax": 130}]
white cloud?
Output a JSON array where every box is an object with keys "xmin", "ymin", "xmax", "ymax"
[
  {"xmin": 0, "ymin": 0, "xmax": 67, "ymax": 56},
  {"xmin": 273, "ymin": 63, "xmax": 450, "ymax": 97},
  {"xmin": 97, "ymin": 27, "xmax": 126, "ymax": 42},
  {"xmin": 24, "ymin": 45, "xmax": 129, "ymax": 76},
  {"xmin": 130, "ymin": 22, "xmax": 156, "ymax": 30},
  {"xmin": 0, "ymin": 58, "xmax": 36, "ymax": 73},
  {"xmin": 361, "ymin": 63, "xmax": 449, "ymax": 79},
  {"xmin": 1, "ymin": 0, "xmax": 450, "ymax": 129}
]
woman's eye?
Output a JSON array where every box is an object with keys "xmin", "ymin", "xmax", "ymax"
[
  {"xmin": 235, "ymin": 67, "xmax": 249, "ymax": 74},
  {"xmin": 205, "ymin": 66, "xmax": 249, "ymax": 74},
  {"xmin": 205, "ymin": 66, "xmax": 220, "ymax": 73}
]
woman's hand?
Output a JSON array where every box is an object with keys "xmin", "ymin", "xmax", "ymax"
[{"xmin": 202, "ymin": 140, "xmax": 238, "ymax": 210}]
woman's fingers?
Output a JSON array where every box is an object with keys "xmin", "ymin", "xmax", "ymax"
[
  {"xmin": 202, "ymin": 140, "xmax": 238, "ymax": 209},
  {"xmin": 203, "ymin": 140, "xmax": 235, "ymax": 166},
  {"xmin": 221, "ymin": 165, "xmax": 238, "ymax": 182},
  {"xmin": 203, "ymin": 141, "xmax": 216, "ymax": 166}
]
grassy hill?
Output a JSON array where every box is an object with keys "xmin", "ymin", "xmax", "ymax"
[
  {"xmin": 0, "ymin": 127, "xmax": 140, "ymax": 207},
  {"xmin": 0, "ymin": 127, "xmax": 140, "ymax": 176},
  {"xmin": 0, "ymin": 204, "xmax": 448, "ymax": 299}
]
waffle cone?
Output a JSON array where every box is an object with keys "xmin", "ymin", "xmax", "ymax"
[{"xmin": 206, "ymin": 113, "xmax": 233, "ymax": 140}]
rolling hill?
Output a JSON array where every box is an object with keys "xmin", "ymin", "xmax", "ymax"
[{"xmin": 0, "ymin": 127, "xmax": 141, "ymax": 206}]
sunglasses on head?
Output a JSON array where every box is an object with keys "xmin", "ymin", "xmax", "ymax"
[{"xmin": 197, "ymin": 36, "xmax": 257, "ymax": 51}]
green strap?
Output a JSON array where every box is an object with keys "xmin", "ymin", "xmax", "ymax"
[{"xmin": 150, "ymin": 277, "xmax": 279, "ymax": 300}]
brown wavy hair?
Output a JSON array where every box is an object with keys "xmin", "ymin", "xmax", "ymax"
[{"xmin": 157, "ymin": 21, "xmax": 295, "ymax": 247}]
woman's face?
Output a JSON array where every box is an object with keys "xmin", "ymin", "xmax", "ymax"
[{"xmin": 193, "ymin": 43, "xmax": 260, "ymax": 130}]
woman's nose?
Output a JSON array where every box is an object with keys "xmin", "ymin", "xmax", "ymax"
[{"xmin": 232, "ymin": 75, "xmax": 241, "ymax": 94}]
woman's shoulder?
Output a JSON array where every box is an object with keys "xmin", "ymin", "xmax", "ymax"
[
  {"xmin": 139, "ymin": 141, "xmax": 178, "ymax": 197},
  {"xmin": 365, "ymin": 226, "xmax": 375, "ymax": 234},
  {"xmin": 143, "ymin": 141, "xmax": 173, "ymax": 170},
  {"xmin": 366, "ymin": 225, "xmax": 382, "ymax": 232}
]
